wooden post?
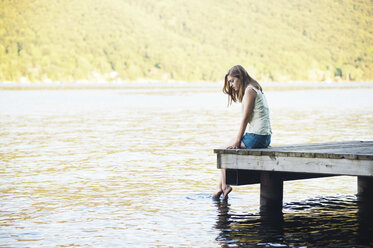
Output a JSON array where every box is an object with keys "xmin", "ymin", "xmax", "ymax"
[
  {"xmin": 357, "ymin": 176, "xmax": 373, "ymax": 202},
  {"xmin": 260, "ymin": 171, "xmax": 283, "ymax": 212}
]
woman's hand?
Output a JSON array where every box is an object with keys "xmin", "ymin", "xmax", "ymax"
[{"xmin": 227, "ymin": 139, "xmax": 241, "ymax": 149}]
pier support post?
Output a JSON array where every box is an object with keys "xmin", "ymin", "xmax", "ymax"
[
  {"xmin": 357, "ymin": 176, "xmax": 373, "ymax": 202},
  {"xmin": 260, "ymin": 172, "xmax": 283, "ymax": 212}
]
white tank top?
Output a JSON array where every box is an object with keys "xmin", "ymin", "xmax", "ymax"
[{"xmin": 243, "ymin": 86, "xmax": 272, "ymax": 135}]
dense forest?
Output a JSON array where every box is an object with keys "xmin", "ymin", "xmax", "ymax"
[{"xmin": 1, "ymin": 0, "xmax": 372, "ymax": 82}]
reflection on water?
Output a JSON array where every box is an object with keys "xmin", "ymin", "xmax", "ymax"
[
  {"xmin": 0, "ymin": 82, "xmax": 373, "ymax": 247},
  {"xmin": 214, "ymin": 196, "xmax": 373, "ymax": 247}
]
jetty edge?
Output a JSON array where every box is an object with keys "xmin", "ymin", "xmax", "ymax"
[{"xmin": 214, "ymin": 140, "xmax": 373, "ymax": 212}]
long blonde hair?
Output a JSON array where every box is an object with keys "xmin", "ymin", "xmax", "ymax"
[{"xmin": 223, "ymin": 65, "xmax": 262, "ymax": 105}]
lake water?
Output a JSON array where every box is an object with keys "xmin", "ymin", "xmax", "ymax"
[{"xmin": 1, "ymin": 82, "xmax": 373, "ymax": 247}]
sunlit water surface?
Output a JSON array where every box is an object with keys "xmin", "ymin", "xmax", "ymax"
[{"xmin": 1, "ymin": 82, "xmax": 373, "ymax": 247}]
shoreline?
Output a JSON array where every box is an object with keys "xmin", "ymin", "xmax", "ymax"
[{"xmin": 1, "ymin": 80, "xmax": 373, "ymax": 91}]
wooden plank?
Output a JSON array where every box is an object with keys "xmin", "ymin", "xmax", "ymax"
[
  {"xmin": 215, "ymin": 149, "xmax": 373, "ymax": 160},
  {"xmin": 216, "ymin": 140, "xmax": 373, "ymax": 150},
  {"xmin": 226, "ymin": 169, "xmax": 334, "ymax": 185},
  {"xmin": 214, "ymin": 141, "xmax": 373, "ymax": 160},
  {"xmin": 217, "ymin": 153, "xmax": 373, "ymax": 176},
  {"xmin": 215, "ymin": 143, "xmax": 373, "ymax": 155}
]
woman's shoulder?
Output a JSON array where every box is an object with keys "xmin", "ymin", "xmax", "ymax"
[
  {"xmin": 243, "ymin": 85, "xmax": 258, "ymax": 101},
  {"xmin": 245, "ymin": 85, "xmax": 259, "ymax": 94}
]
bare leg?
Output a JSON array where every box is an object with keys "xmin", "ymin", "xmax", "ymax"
[
  {"xmin": 221, "ymin": 169, "xmax": 232, "ymax": 199},
  {"xmin": 212, "ymin": 173, "xmax": 223, "ymax": 199},
  {"xmin": 221, "ymin": 169, "xmax": 227, "ymax": 190},
  {"xmin": 213, "ymin": 169, "xmax": 232, "ymax": 199},
  {"xmin": 213, "ymin": 138, "xmax": 245, "ymax": 199}
]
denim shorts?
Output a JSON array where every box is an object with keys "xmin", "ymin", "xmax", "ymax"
[{"xmin": 241, "ymin": 133, "xmax": 271, "ymax": 149}]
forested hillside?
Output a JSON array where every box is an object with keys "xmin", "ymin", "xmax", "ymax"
[{"xmin": 1, "ymin": 0, "xmax": 372, "ymax": 82}]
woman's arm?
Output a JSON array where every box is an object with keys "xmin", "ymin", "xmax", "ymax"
[{"xmin": 228, "ymin": 87, "xmax": 257, "ymax": 148}]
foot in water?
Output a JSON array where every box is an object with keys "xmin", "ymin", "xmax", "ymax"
[
  {"xmin": 222, "ymin": 185, "xmax": 232, "ymax": 200},
  {"xmin": 212, "ymin": 188, "xmax": 223, "ymax": 200}
]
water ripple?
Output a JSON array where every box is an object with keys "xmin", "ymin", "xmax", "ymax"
[{"xmin": 1, "ymin": 85, "xmax": 373, "ymax": 247}]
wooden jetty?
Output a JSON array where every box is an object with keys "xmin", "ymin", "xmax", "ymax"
[{"xmin": 214, "ymin": 140, "xmax": 373, "ymax": 211}]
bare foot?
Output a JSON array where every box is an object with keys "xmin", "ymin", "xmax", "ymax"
[
  {"xmin": 222, "ymin": 185, "xmax": 232, "ymax": 200},
  {"xmin": 212, "ymin": 188, "xmax": 223, "ymax": 199}
]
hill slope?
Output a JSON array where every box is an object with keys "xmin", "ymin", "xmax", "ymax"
[{"xmin": 0, "ymin": 0, "xmax": 372, "ymax": 82}]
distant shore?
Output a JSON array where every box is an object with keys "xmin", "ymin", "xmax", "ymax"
[{"xmin": 1, "ymin": 81, "xmax": 372, "ymax": 91}]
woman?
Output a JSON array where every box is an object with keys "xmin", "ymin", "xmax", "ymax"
[{"xmin": 213, "ymin": 65, "xmax": 272, "ymax": 200}]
